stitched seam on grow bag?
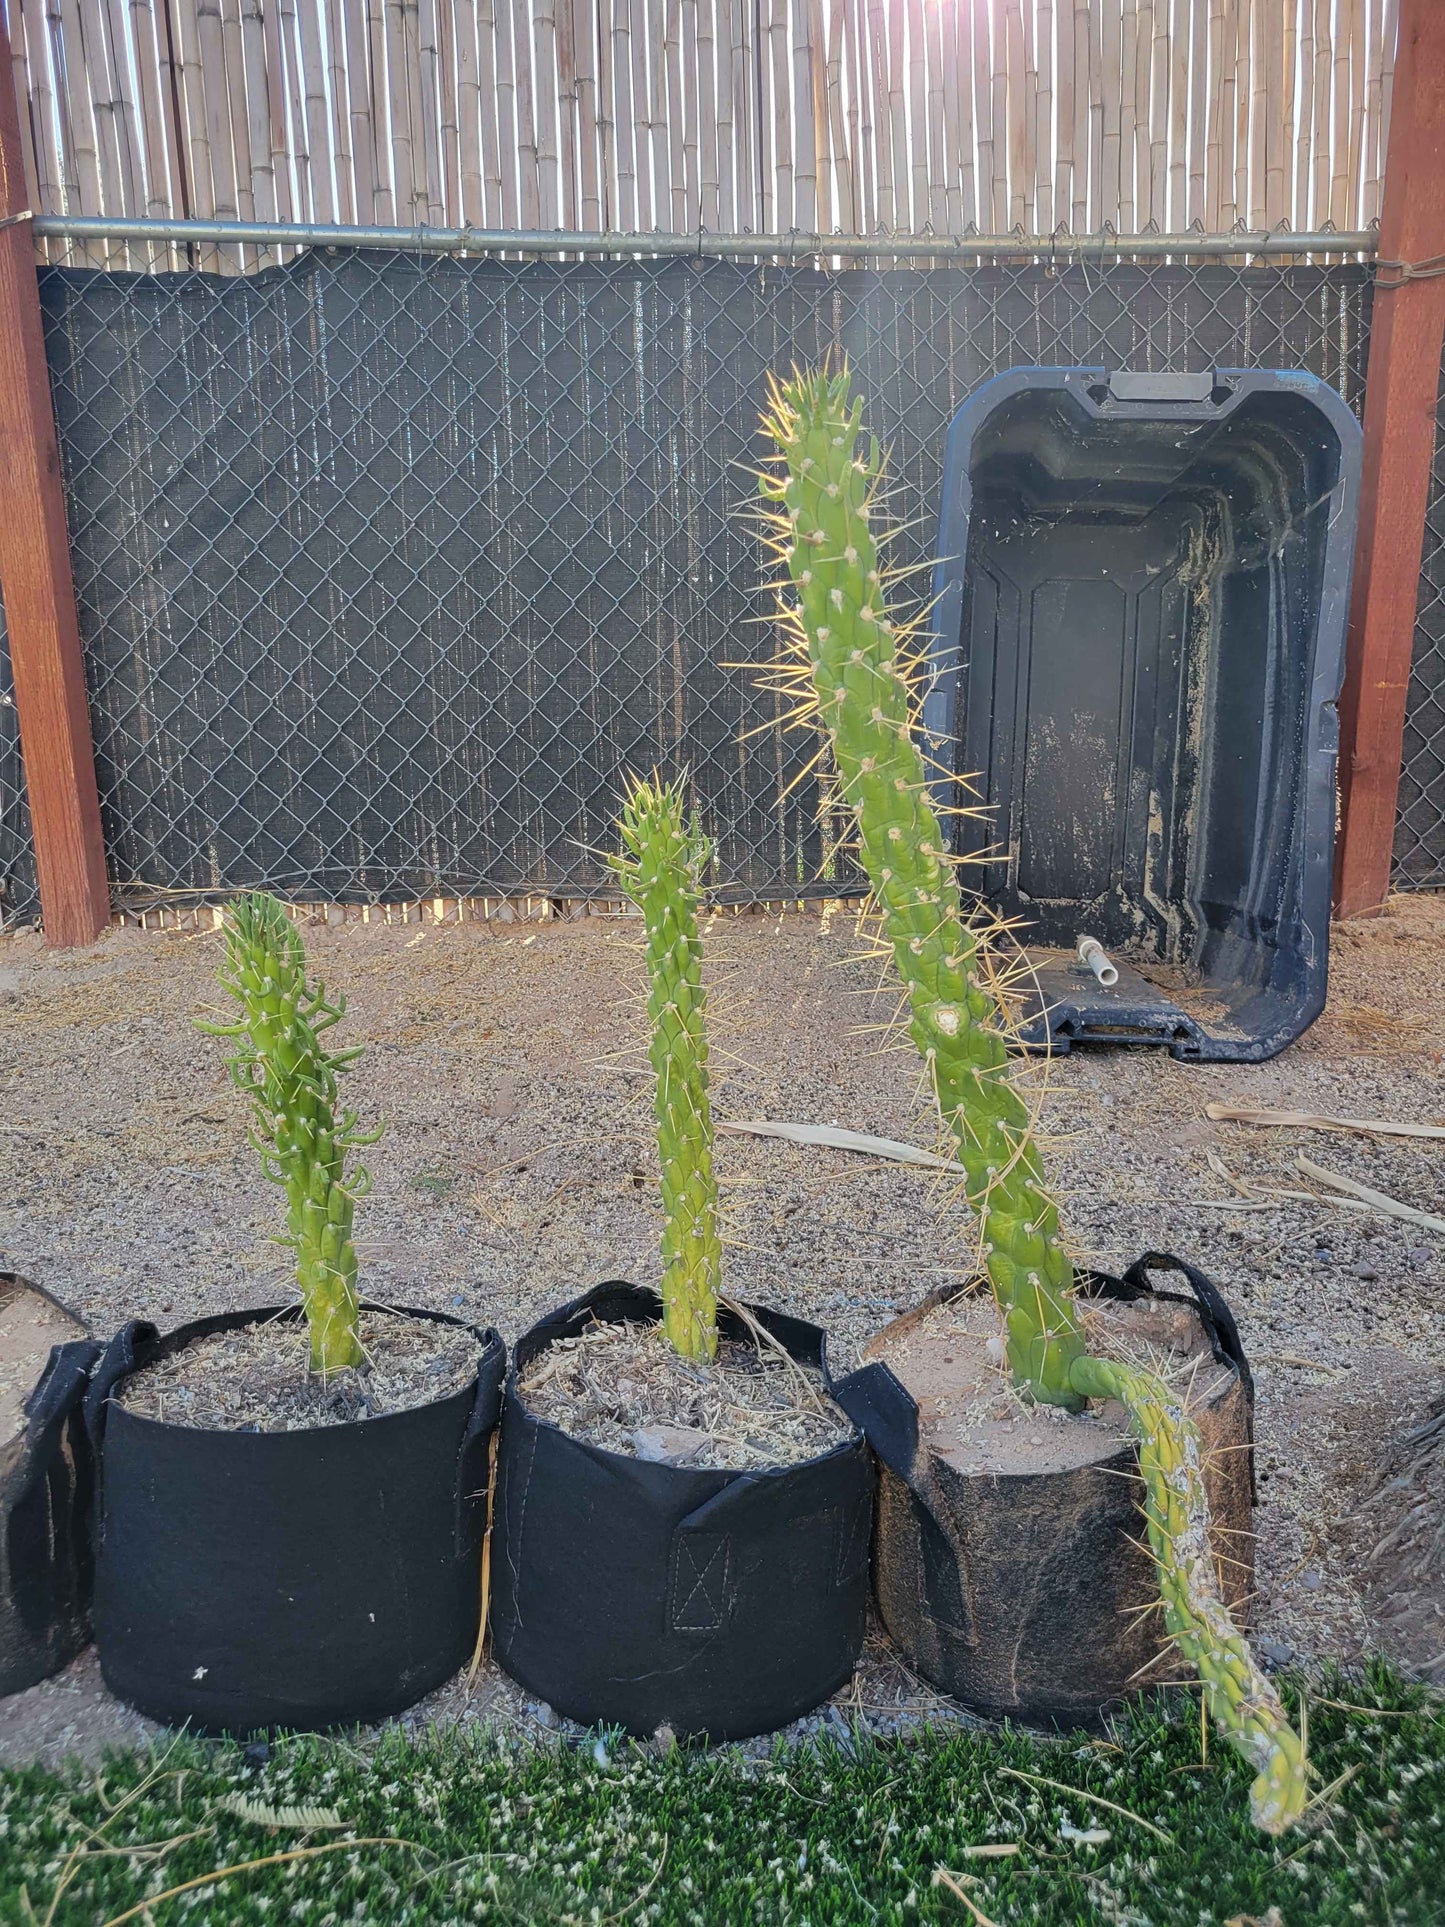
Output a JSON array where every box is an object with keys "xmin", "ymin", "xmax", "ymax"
[
  {"xmin": 669, "ymin": 1534, "xmax": 731, "ymax": 1632},
  {"xmin": 836, "ymin": 1492, "xmax": 870, "ymax": 1585}
]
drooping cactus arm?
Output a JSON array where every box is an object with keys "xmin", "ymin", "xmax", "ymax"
[
  {"xmin": 760, "ymin": 372, "xmax": 1085, "ymax": 1409},
  {"xmin": 611, "ymin": 777, "xmax": 722, "ymax": 1361},
  {"xmin": 1071, "ymin": 1354, "xmax": 1308, "ymax": 1834},
  {"xmin": 202, "ymin": 893, "xmax": 378, "ymax": 1374}
]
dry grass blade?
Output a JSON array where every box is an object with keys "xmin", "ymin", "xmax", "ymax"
[
  {"xmin": 718, "ymin": 1293, "xmax": 827, "ymax": 1411},
  {"xmin": 997, "ymin": 1766, "xmax": 1175, "ymax": 1844},
  {"xmin": 466, "ymin": 1428, "xmax": 502, "ymax": 1689},
  {"xmin": 99, "ymin": 1838, "xmax": 426, "ymax": 1927},
  {"xmin": 931, "ymin": 1867, "xmax": 1002, "ymax": 1925},
  {"xmin": 1294, "ymin": 1156, "xmax": 1445, "ymax": 1236},
  {"xmin": 718, "ymin": 1117, "xmax": 962, "ymax": 1171},
  {"xmin": 1205, "ymin": 1102, "xmax": 1445, "ymax": 1142}
]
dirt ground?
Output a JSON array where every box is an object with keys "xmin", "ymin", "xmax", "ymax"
[{"xmin": 2, "ymin": 894, "xmax": 1443, "ymax": 1765}]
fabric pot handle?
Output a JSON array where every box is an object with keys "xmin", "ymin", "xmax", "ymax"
[
  {"xmin": 1119, "ymin": 1251, "xmax": 1255, "ymax": 1404},
  {"xmin": 83, "ymin": 1321, "xmax": 161, "ymax": 1457},
  {"xmin": 829, "ymin": 1360, "xmax": 978, "ymax": 1645},
  {"xmin": 7, "ymin": 1338, "xmax": 101, "ymax": 1514},
  {"xmin": 455, "ymin": 1329, "xmax": 507, "ymax": 1553}
]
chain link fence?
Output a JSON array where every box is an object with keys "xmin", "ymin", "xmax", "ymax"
[
  {"xmin": 0, "ymin": 251, "xmax": 1379, "ymax": 923},
  {"xmin": 1394, "ymin": 351, "xmax": 1445, "ymax": 891}
]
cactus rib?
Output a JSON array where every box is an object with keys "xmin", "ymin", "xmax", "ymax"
[
  {"xmin": 1069, "ymin": 1354, "xmax": 1309, "ymax": 1833},
  {"xmin": 610, "ymin": 776, "xmax": 722, "ymax": 1361},
  {"xmin": 200, "ymin": 891, "xmax": 379, "ymax": 1374},
  {"xmin": 761, "ymin": 366, "xmax": 1307, "ymax": 1832}
]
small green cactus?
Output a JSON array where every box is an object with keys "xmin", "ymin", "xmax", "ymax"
[
  {"xmin": 760, "ymin": 367, "xmax": 1306, "ymax": 1834},
  {"xmin": 200, "ymin": 891, "xmax": 380, "ymax": 1374},
  {"xmin": 610, "ymin": 776, "xmax": 722, "ymax": 1361}
]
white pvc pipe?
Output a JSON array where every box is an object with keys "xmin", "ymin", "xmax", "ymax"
[{"xmin": 1077, "ymin": 935, "xmax": 1120, "ymax": 988}]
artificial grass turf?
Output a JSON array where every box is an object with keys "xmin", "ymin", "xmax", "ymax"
[{"xmin": 2, "ymin": 1667, "xmax": 1441, "ymax": 1927}]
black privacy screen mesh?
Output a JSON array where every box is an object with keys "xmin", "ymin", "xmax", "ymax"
[{"xmin": 0, "ymin": 251, "xmax": 1375, "ymax": 919}]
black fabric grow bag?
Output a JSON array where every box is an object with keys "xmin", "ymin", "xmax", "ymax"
[
  {"xmin": 86, "ymin": 1304, "xmax": 504, "ymax": 1734},
  {"xmin": 492, "ymin": 1282, "xmax": 873, "ymax": 1740},
  {"xmin": 928, "ymin": 367, "xmax": 1362, "ymax": 1061},
  {"xmin": 1, "ymin": 1275, "xmax": 99, "ymax": 1696},
  {"xmin": 833, "ymin": 1253, "xmax": 1255, "ymax": 1730}
]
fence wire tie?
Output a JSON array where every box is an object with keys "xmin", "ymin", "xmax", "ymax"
[
  {"xmin": 0, "ymin": 209, "xmax": 33, "ymax": 232},
  {"xmin": 1374, "ymin": 253, "xmax": 1445, "ymax": 287}
]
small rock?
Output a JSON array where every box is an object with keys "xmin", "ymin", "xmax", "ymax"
[
  {"xmin": 243, "ymin": 1741, "xmax": 272, "ymax": 1766},
  {"xmin": 1313, "ymin": 1247, "xmax": 1334, "ymax": 1266},
  {"xmin": 630, "ymin": 1424, "xmax": 711, "ymax": 1466},
  {"xmin": 1258, "ymin": 1637, "xmax": 1295, "ymax": 1667},
  {"xmin": 1300, "ymin": 1568, "xmax": 1323, "ymax": 1592},
  {"xmin": 1407, "ymin": 1246, "xmax": 1435, "ymax": 1268},
  {"xmin": 1352, "ymin": 1261, "xmax": 1380, "ymax": 1282}
]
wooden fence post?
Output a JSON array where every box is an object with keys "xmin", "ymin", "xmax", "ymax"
[
  {"xmin": 0, "ymin": 19, "xmax": 109, "ymax": 945},
  {"xmin": 1335, "ymin": 0, "xmax": 1445, "ymax": 920}
]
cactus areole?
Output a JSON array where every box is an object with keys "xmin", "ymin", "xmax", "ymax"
[
  {"xmin": 761, "ymin": 369, "xmax": 1307, "ymax": 1834},
  {"xmin": 610, "ymin": 776, "xmax": 723, "ymax": 1361},
  {"xmin": 200, "ymin": 892, "xmax": 380, "ymax": 1375}
]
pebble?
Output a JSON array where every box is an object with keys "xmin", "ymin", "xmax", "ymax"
[
  {"xmin": 1313, "ymin": 1247, "xmax": 1334, "ymax": 1265},
  {"xmin": 1407, "ymin": 1246, "xmax": 1435, "ymax": 1268},
  {"xmin": 1352, "ymin": 1261, "xmax": 1380, "ymax": 1282},
  {"xmin": 1300, "ymin": 1569, "xmax": 1323, "ymax": 1592},
  {"xmin": 1257, "ymin": 1637, "xmax": 1295, "ymax": 1667}
]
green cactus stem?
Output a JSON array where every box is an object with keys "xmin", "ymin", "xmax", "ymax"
[
  {"xmin": 610, "ymin": 776, "xmax": 722, "ymax": 1361},
  {"xmin": 200, "ymin": 891, "xmax": 380, "ymax": 1375},
  {"xmin": 761, "ymin": 367, "xmax": 1307, "ymax": 1834},
  {"xmin": 758, "ymin": 368, "xmax": 1085, "ymax": 1410},
  {"xmin": 1070, "ymin": 1354, "xmax": 1308, "ymax": 1834}
]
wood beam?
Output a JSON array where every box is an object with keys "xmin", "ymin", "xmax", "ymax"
[
  {"xmin": 0, "ymin": 18, "xmax": 108, "ymax": 946},
  {"xmin": 1336, "ymin": 0, "xmax": 1445, "ymax": 918}
]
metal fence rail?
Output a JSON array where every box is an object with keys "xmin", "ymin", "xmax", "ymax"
[{"xmin": 0, "ymin": 249, "xmax": 1377, "ymax": 924}]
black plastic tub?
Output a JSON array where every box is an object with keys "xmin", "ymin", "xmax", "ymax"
[
  {"xmin": 833, "ymin": 1255, "xmax": 1254, "ymax": 1730},
  {"xmin": 491, "ymin": 1282, "xmax": 873, "ymax": 1740},
  {"xmin": 1, "ymin": 1275, "xmax": 98, "ymax": 1696},
  {"xmin": 927, "ymin": 367, "xmax": 1362, "ymax": 1061},
  {"xmin": 86, "ymin": 1304, "xmax": 504, "ymax": 1734}
]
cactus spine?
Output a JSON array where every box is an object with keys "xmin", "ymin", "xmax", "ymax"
[
  {"xmin": 611, "ymin": 776, "xmax": 722, "ymax": 1361},
  {"xmin": 761, "ymin": 368, "xmax": 1306, "ymax": 1833},
  {"xmin": 201, "ymin": 891, "xmax": 379, "ymax": 1374}
]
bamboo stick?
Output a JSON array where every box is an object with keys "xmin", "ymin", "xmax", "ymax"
[
  {"xmin": 129, "ymin": 0, "xmax": 181, "ymax": 219},
  {"xmin": 1148, "ymin": 0, "xmax": 1167, "ymax": 225},
  {"xmin": 22, "ymin": 0, "xmax": 67, "ymax": 229},
  {"xmin": 1006, "ymin": 0, "xmax": 1029, "ymax": 234},
  {"xmin": 436, "ymin": 0, "xmax": 461, "ymax": 220},
  {"xmin": 789, "ymin": 0, "xmax": 815, "ymax": 235},
  {"xmin": 1099, "ymin": 0, "xmax": 1119, "ymax": 233},
  {"xmin": 1376, "ymin": 0, "xmax": 1397, "ymax": 232},
  {"xmin": 1075, "ymin": 0, "xmax": 1093, "ymax": 231},
  {"xmin": 576, "ymin": 0, "xmax": 602, "ymax": 229},
  {"xmin": 663, "ymin": 0, "xmax": 684, "ymax": 229},
  {"xmin": 681, "ymin": 0, "xmax": 700, "ymax": 230},
  {"xmin": 1056, "ymin": 0, "xmax": 1075, "ymax": 227},
  {"xmin": 553, "ymin": 0, "xmax": 576, "ymax": 228},
  {"xmin": 1168, "ymin": 0, "xmax": 1187, "ymax": 227},
  {"xmin": 297, "ymin": 0, "xmax": 334, "ymax": 222},
  {"xmin": 866, "ymin": 0, "xmax": 892, "ymax": 233},
  {"xmin": 906, "ymin": 0, "xmax": 927, "ymax": 232},
  {"xmin": 1263, "ymin": 0, "xmax": 1285, "ymax": 228},
  {"xmin": 455, "ymin": 0, "xmax": 483, "ymax": 222},
  {"xmin": 510, "ymin": 0, "xmax": 539, "ymax": 225},
  {"xmin": 102, "ymin": 0, "xmax": 146, "ymax": 217},
  {"xmin": 363, "ymin": 0, "xmax": 392, "ymax": 222},
  {"xmin": 989, "ymin": 0, "xmax": 1008, "ymax": 231},
  {"xmin": 1086, "ymin": 0, "xmax": 1102, "ymax": 231},
  {"xmin": 950, "ymin": 0, "xmax": 973, "ymax": 233},
  {"xmin": 820, "ymin": 0, "xmax": 845, "ymax": 235},
  {"xmin": 1346, "ymin": 0, "xmax": 1365, "ymax": 233},
  {"xmin": 923, "ymin": 0, "xmax": 946, "ymax": 232},
  {"xmin": 1119, "ymin": 0, "xmax": 1136, "ymax": 229},
  {"xmin": 768, "ymin": 0, "xmax": 791, "ymax": 232},
  {"xmin": 1330, "ymin": 0, "xmax": 1350, "ymax": 229},
  {"xmin": 413, "ymin": 0, "xmax": 445, "ymax": 224},
  {"xmin": 215, "ymin": 0, "xmax": 252, "ymax": 229},
  {"xmin": 633, "ymin": 0, "xmax": 654, "ymax": 233},
  {"xmin": 9, "ymin": 1, "xmax": 44, "ymax": 220},
  {"xmin": 609, "ymin": 0, "xmax": 636, "ymax": 229},
  {"xmin": 1132, "ymin": 0, "xmax": 1151, "ymax": 228},
  {"xmin": 1187, "ymin": 0, "xmax": 1206, "ymax": 226}
]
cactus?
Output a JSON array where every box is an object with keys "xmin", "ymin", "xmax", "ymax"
[
  {"xmin": 200, "ymin": 891, "xmax": 380, "ymax": 1374},
  {"xmin": 610, "ymin": 775, "xmax": 722, "ymax": 1361},
  {"xmin": 1069, "ymin": 1354, "xmax": 1308, "ymax": 1834},
  {"xmin": 759, "ymin": 367, "xmax": 1307, "ymax": 1834}
]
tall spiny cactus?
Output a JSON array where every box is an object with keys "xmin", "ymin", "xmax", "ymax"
[
  {"xmin": 610, "ymin": 776, "xmax": 722, "ymax": 1361},
  {"xmin": 200, "ymin": 892, "xmax": 380, "ymax": 1374},
  {"xmin": 759, "ymin": 368, "xmax": 1306, "ymax": 1835}
]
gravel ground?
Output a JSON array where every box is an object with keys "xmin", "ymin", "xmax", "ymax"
[{"xmin": 2, "ymin": 894, "xmax": 1442, "ymax": 1763}]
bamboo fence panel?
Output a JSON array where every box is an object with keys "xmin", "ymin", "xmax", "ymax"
[{"xmin": 9, "ymin": 0, "xmax": 1397, "ymax": 267}]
